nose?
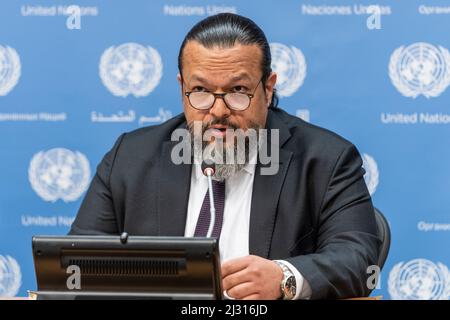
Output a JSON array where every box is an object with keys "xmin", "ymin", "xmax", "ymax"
[{"xmin": 209, "ymin": 95, "xmax": 231, "ymax": 119}]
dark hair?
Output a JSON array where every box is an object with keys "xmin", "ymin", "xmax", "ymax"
[{"xmin": 178, "ymin": 13, "xmax": 278, "ymax": 108}]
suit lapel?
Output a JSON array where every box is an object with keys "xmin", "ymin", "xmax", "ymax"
[
  {"xmin": 249, "ymin": 110, "xmax": 293, "ymax": 258},
  {"xmin": 157, "ymin": 140, "xmax": 192, "ymax": 236}
]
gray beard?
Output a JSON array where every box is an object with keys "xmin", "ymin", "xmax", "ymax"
[
  {"xmin": 206, "ymin": 142, "xmax": 247, "ymax": 181},
  {"xmin": 188, "ymin": 122, "xmax": 259, "ymax": 181}
]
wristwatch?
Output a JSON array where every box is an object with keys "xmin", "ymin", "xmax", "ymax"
[{"xmin": 275, "ymin": 261, "xmax": 296, "ymax": 300}]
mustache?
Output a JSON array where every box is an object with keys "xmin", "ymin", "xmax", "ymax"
[
  {"xmin": 187, "ymin": 118, "xmax": 240, "ymax": 134},
  {"xmin": 203, "ymin": 118, "xmax": 239, "ymax": 131},
  {"xmin": 187, "ymin": 118, "xmax": 262, "ymax": 137}
]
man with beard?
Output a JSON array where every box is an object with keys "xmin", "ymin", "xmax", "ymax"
[{"xmin": 70, "ymin": 13, "xmax": 380, "ymax": 300}]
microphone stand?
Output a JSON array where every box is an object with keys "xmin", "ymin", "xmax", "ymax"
[{"xmin": 204, "ymin": 167, "xmax": 216, "ymax": 238}]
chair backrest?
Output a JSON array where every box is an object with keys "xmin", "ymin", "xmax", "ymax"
[{"xmin": 374, "ymin": 207, "xmax": 391, "ymax": 270}]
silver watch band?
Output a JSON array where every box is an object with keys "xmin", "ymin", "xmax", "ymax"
[{"xmin": 275, "ymin": 261, "xmax": 296, "ymax": 300}]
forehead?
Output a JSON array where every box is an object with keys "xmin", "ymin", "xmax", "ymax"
[{"xmin": 181, "ymin": 41, "xmax": 263, "ymax": 83}]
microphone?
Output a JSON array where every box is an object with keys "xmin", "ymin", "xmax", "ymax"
[{"xmin": 201, "ymin": 161, "xmax": 216, "ymax": 238}]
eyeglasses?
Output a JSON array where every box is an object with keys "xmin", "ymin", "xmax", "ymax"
[{"xmin": 184, "ymin": 78, "xmax": 263, "ymax": 111}]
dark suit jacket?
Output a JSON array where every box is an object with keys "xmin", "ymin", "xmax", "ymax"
[{"xmin": 70, "ymin": 108, "xmax": 380, "ymax": 299}]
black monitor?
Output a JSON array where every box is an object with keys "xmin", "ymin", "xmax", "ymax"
[{"xmin": 32, "ymin": 235, "xmax": 222, "ymax": 300}]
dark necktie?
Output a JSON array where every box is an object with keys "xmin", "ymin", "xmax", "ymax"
[{"xmin": 194, "ymin": 180, "xmax": 225, "ymax": 239}]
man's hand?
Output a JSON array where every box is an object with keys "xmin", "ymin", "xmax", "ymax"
[{"xmin": 221, "ymin": 255, "xmax": 283, "ymax": 300}]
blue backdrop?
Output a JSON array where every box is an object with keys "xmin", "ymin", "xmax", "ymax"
[{"xmin": 1, "ymin": 0, "xmax": 450, "ymax": 299}]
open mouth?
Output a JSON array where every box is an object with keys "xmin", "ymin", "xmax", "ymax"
[
  {"xmin": 209, "ymin": 125, "xmax": 230, "ymax": 133},
  {"xmin": 205, "ymin": 126, "xmax": 230, "ymax": 140}
]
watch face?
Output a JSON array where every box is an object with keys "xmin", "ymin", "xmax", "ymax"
[{"xmin": 286, "ymin": 276, "xmax": 296, "ymax": 297}]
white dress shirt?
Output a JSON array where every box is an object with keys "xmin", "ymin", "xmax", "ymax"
[{"xmin": 184, "ymin": 161, "xmax": 312, "ymax": 299}]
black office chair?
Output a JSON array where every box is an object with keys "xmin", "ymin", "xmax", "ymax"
[
  {"xmin": 347, "ymin": 208, "xmax": 391, "ymax": 299},
  {"xmin": 373, "ymin": 207, "xmax": 391, "ymax": 270}
]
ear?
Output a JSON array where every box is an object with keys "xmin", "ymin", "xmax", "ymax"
[
  {"xmin": 264, "ymin": 72, "xmax": 277, "ymax": 108},
  {"xmin": 177, "ymin": 73, "xmax": 184, "ymax": 95}
]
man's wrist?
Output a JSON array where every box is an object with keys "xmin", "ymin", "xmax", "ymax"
[{"xmin": 274, "ymin": 260, "xmax": 296, "ymax": 300}]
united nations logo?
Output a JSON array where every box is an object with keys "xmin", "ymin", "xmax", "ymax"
[
  {"xmin": 28, "ymin": 148, "xmax": 91, "ymax": 202},
  {"xmin": 388, "ymin": 259, "xmax": 450, "ymax": 300},
  {"xmin": 0, "ymin": 255, "xmax": 21, "ymax": 297},
  {"xmin": 99, "ymin": 42, "xmax": 163, "ymax": 97},
  {"xmin": 362, "ymin": 153, "xmax": 379, "ymax": 196},
  {"xmin": 270, "ymin": 43, "xmax": 306, "ymax": 97},
  {"xmin": 0, "ymin": 45, "xmax": 21, "ymax": 96},
  {"xmin": 389, "ymin": 42, "xmax": 450, "ymax": 98}
]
